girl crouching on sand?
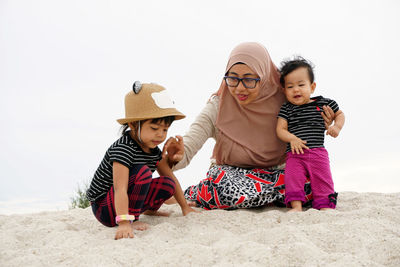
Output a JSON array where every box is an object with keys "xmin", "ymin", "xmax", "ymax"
[{"xmin": 86, "ymin": 82, "xmax": 196, "ymax": 239}]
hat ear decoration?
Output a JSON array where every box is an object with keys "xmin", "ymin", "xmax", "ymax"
[{"xmin": 133, "ymin": 81, "xmax": 142, "ymax": 94}]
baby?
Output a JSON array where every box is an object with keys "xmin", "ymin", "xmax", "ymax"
[{"xmin": 276, "ymin": 57, "xmax": 345, "ymax": 212}]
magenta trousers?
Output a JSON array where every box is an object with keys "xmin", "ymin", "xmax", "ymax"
[{"xmin": 284, "ymin": 147, "xmax": 336, "ymax": 209}]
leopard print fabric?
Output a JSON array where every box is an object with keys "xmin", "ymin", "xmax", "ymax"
[{"xmin": 184, "ymin": 164, "xmax": 312, "ymax": 210}]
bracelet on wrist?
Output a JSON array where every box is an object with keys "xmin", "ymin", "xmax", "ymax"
[{"xmin": 115, "ymin": 214, "xmax": 136, "ymax": 224}]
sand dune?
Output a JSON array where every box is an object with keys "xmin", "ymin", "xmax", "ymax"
[{"xmin": 1, "ymin": 192, "xmax": 399, "ymax": 266}]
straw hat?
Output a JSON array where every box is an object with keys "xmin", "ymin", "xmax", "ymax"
[{"xmin": 117, "ymin": 82, "xmax": 185, "ymax": 124}]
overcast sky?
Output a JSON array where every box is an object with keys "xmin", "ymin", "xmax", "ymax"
[{"xmin": 1, "ymin": 0, "xmax": 399, "ymax": 214}]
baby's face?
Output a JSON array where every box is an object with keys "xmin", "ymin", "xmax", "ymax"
[{"xmin": 283, "ymin": 67, "xmax": 316, "ymax": 106}]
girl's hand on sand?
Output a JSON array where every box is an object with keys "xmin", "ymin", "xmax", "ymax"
[
  {"xmin": 114, "ymin": 221, "xmax": 134, "ymax": 240},
  {"xmin": 327, "ymin": 125, "xmax": 341, "ymax": 138},
  {"xmin": 290, "ymin": 137, "xmax": 309, "ymax": 154},
  {"xmin": 182, "ymin": 206, "xmax": 199, "ymax": 216},
  {"xmin": 187, "ymin": 200, "xmax": 198, "ymax": 207},
  {"xmin": 321, "ymin": 105, "xmax": 334, "ymax": 129},
  {"xmin": 162, "ymin": 136, "xmax": 184, "ymax": 166}
]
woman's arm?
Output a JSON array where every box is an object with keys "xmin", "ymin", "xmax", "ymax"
[
  {"xmin": 157, "ymin": 158, "xmax": 196, "ymax": 215},
  {"xmin": 112, "ymin": 162, "xmax": 134, "ymax": 239},
  {"xmin": 168, "ymin": 97, "xmax": 219, "ymax": 170},
  {"xmin": 321, "ymin": 105, "xmax": 335, "ymax": 129}
]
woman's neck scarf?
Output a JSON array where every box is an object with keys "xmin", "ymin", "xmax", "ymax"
[{"xmin": 213, "ymin": 42, "xmax": 286, "ymax": 168}]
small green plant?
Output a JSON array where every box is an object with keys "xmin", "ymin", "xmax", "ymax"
[{"xmin": 70, "ymin": 180, "xmax": 90, "ymax": 209}]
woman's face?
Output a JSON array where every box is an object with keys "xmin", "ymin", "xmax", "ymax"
[{"xmin": 226, "ymin": 63, "xmax": 261, "ymax": 106}]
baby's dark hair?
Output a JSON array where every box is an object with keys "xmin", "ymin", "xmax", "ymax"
[
  {"xmin": 279, "ymin": 56, "xmax": 315, "ymax": 87},
  {"xmin": 120, "ymin": 116, "xmax": 175, "ymax": 135}
]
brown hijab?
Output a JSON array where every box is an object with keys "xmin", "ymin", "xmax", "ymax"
[{"xmin": 212, "ymin": 42, "xmax": 286, "ymax": 168}]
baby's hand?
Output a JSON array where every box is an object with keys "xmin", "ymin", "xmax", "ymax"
[
  {"xmin": 327, "ymin": 125, "xmax": 341, "ymax": 138},
  {"xmin": 114, "ymin": 221, "xmax": 134, "ymax": 240},
  {"xmin": 290, "ymin": 137, "xmax": 309, "ymax": 154}
]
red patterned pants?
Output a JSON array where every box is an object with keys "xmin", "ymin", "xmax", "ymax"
[
  {"xmin": 184, "ymin": 164, "xmax": 312, "ymax": 210},
  {"xmin": 91, "ymin": 165, "xmax": 175, "ymax": 227}
]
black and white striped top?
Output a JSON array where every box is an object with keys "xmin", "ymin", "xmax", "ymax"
[
  {"xmin": 86, "ymin": 131, "xmax": 162, "ymax": 202},
  {"xmin": 278, "ymin": 96, "xmax": 339, "ymax": 153}
]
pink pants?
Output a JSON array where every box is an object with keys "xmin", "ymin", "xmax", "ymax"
[{"xmin": 284, "ymin": 147, "xmax": 336, "ymax": 209}]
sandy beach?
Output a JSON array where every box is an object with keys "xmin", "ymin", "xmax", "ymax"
[{"xmin": 1, "ymin": 191, "xmax": 399, "ymax": 266}]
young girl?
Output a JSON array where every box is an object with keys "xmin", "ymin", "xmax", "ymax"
[
  {"xmin": 86, "ymin": 81, "xmax": 196, "ymax": 239},
  {"xmin": 276, "ymin": 57, "xmax": 345, "ymax": 212}
]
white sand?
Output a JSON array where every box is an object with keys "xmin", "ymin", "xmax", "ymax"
[{"xmin": 1, "ymin": 192, "xmax": 399, "ymax": 266}]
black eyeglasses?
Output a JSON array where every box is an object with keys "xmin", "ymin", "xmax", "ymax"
[{"xmin": 223, "ymin": 76, "xmax": 260, "ymax": 89}]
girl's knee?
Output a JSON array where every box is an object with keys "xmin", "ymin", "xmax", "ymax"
[
  {"xmin": 160, "ymin": 176, "xmax": 176, "ymax": 196},
  {"xmin": 91, "ymin": 203, "xmax": 116, "ymax": 227},
  {"xmin": 129, "ymin": 165, "xmax": 152, "ymax": 183}
]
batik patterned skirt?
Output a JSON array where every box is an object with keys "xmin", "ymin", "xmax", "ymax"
[{"xmin": 184, "ymin": 164, "xmax": 312, "ymax": 210}]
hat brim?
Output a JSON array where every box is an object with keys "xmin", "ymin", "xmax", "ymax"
[{"xmin": 117, "ymin": 110, "xmax": 185, "ymax": 125}]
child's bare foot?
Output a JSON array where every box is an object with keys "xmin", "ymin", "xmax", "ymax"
[
  {"xmin": 288, "ymin": 207, "xmax": 302, "ymax": 212},
  {"xmin": 131, "ymin": 220, "xmax": 149, "ymax": 231},
  {"xmin": 164, "ymin": 197, "xmax": 177, "ymax": 205},
  {"xmin": 288, "ymin": 200, "xmax": 302, "ymax": 212},
  {"xmin": 320, "ymin": 208, "xmax": 334, "ymax": 211},
  {"xmin": 143, "ymin": 210, "xmax": 171, "ymax": 217}
]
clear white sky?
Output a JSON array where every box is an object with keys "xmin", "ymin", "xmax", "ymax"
[{"xmin": 1, "ymin": 0, "xmax": 399, "ymax": 214}]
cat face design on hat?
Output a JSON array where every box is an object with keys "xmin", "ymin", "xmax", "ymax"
[
  {"xmin": 117, "ymin": 82, "xmax": 185, "ymax": 125},
  {"xmin": 151, "ymin": 90, "xmax": 176, "ymax": 109}
]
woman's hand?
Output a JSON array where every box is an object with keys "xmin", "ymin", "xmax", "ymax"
[
  {"xmin": 162, "ymin": 135, "xmax": 184, "ymax": 166},
  {"xmin": 114, "ymin": 221, "xmax": 134, "ymax": 240},
  {"xmin": 326, "ymin": 125, "xmax": 341, "ymax": 138},
  {"xmin": 321, "ymin": 105, "xmax": 335, "ymax": 129}
]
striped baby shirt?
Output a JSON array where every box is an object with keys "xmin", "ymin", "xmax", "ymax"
[{"xmin": 277, "ymin": 96, "xmax": 339, "ymax": 153}]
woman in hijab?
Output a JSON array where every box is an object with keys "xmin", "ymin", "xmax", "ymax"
[{"xmin": 167, "ymin": 42, "xmax": 334, "ymax": 209}]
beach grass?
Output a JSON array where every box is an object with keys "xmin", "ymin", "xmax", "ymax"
[{"xmin": 69, "ymin": 180, "xmax": 90, "ymax": 209}]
